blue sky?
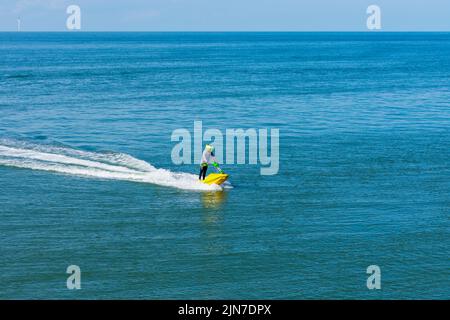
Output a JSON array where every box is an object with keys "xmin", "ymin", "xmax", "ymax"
[{"xmin": 0, "ymin": 0, "xmax": 449, "ymax": 31}]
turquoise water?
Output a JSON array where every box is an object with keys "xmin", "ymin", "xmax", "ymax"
[{"xmin": 0, "ymin": 32, "xmax": 449, "ymax": 299}]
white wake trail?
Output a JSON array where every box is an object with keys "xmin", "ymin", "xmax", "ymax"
[{"xmin": 0, "ymin": 142, "xmax": 222, "ymax": 191}]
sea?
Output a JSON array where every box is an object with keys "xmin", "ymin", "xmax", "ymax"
[{"xmin": 0, "ymin": 32, "xmax": 449, "ymax": 299}]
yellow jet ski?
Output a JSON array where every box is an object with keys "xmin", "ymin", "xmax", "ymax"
[{"xmin": 202, "ymin": 173, "xmax": 229, "ymax": 185}]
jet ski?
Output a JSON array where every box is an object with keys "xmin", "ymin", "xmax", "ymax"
[
  {"xmin": 199, "ymin": 160, "xmax": 228, "ymax": 186},
  {"xmin": 202, "ymin": 173, "xmax": 229, "ymax": 185}
]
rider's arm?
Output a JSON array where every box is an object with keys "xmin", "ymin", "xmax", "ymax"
[{"xmin": 211, "ymin": 153, "xmax": 223, "ymax": 173}]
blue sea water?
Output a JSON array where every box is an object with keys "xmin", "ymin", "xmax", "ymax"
[{"xmin": 0, "ymin": 32, "xmax": 449, "ymax": 299}]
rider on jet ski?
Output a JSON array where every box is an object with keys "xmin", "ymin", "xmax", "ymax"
[{"xmin": 199, "ymin": 144, "xmax": 223, "ymax": 180}]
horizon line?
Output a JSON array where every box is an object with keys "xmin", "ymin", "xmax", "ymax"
[{"xmin": 1, "ymin": 30, "xmax": 450, "ymax": 33}]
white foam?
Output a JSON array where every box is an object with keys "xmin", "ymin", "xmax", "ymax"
[{"xmin": 0, "ymin": 141, "xmax": 224, "ymax": 191}]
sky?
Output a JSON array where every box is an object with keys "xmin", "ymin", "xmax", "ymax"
[{"xmin": 0, "ymin": 0, "xmax": 449, "ymax": 31}]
